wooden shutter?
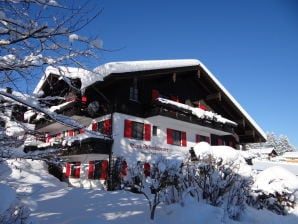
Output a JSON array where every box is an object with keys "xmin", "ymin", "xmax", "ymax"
[
  {"xmin": 144, "ymin": 124, "xmax": 151, "ymax": 141},
  {"xmin": 124, "ymin": 119, "xmax": 132, "ymax": 138},
  {"xmin": 144, "ymin": 163, "xmax": 150, "ymax": 177},
  {"xmin": 217, "ymin": 138, "xmax": 223, "ymax": 146},
  {"xmin": 151, "ymin": 89, "xmax": 159, "ymax": 100},
  {"xmin": 92, "ymin": 122, "xmax": 98, "ymax": 131},
  {"xmin": 196, "ymin": 134, "xmax": 200, "ymax": 143},
  {"xmin": 104, "ymin": 119, "xmax": 112, "ymax": 135},
  {"xmin": 65, "ymin": 163, "xmax": 70, "ymax": 178},
  {"xmin": 167, "ymin": 128, "xmax": 173, "ymax": 144},
  {"xmin": 88, "ymin": 161, "xmax": 94, "ymax": 179},
  {"xmin": 79, "ymin": 129, "xmax": 85, "ymax": 134},
  {"xmin": 74, "ymin": 162, "xmax": 81, "ymax": 178},
  {"xmin": 121, "ymin": 161, "xmax": 128, "ymax": 177},
  {"xmin": 206, "ymin": 137, "xmax": 210, "ymax": 144},
  {"xmin": 181, "ymin": 131, "xmax": 187, "ymax": 147},
  {"xmin": 100, "ymin": 161, "xmax": 108, "ymax": 180}
]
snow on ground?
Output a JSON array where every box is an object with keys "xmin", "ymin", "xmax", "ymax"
[
  {"xmin": 253, "ymin": 159, "xmax": 298, "ymax": 175},
  {"xmin": 1, "ymin": 158, "xmax": 298, "ymax": 224}
]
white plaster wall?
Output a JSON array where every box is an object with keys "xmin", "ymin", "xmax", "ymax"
[{"xmin": 111, "ymin": 112, "xmax": 231, "ymax": 164}]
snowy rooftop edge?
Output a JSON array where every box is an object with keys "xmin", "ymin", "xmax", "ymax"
[{"xmin": 32, "ymin": 58, "xmax": 266, "ymax": 141}]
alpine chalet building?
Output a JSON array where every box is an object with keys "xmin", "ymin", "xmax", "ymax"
[{"xmin": 28, "ymin": 59, "xmax": 266, "ymax": 188}]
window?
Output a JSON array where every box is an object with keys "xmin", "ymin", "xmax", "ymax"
[
  {"xmin": 124, "ymin": 119, "xmax": 151, "ymax": 141},
  {"xmin": 167, "ymin": 128, "xmax": 187, "ymax": 146},
  {"xmin": 65, "ymin": 162, "xmax": 81, "ymax": 178},
  {"xmin": 91, "ymin": 119, "xmax": 112, "ymax": 135},
  {"xmin": 196, "ymin": 134, "xmax": 210, "ymax": 144},
  {"xmin": 129, "ymin": 77, "xmax": 138, "ymax": 101},
  {"xmin": 152, "ymin": 126, "xmax": 158, "ymax": 136},
  {"xmin": 88, "ymin": 160, "xmax": 109, "ymax": 180}
]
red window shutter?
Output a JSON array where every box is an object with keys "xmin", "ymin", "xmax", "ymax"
[
  {"xmin": 121, "ymin": 161, "xmax": 128, "ymax": 177},
  {"xmin": 144, "ymin": 163, "xmax": 150, "ymax": 177},
  {"xmin": 229, "ymin": 141, "xmax": 233, "ymax": 147},
  {"xmin": 206, "ymin": 137, "xmax": 210, "ymax": 144},
  {"xmin": 144, "ymin": 124, "xmax": 151, "ymax": 141},
  {"xmin": 46, "ymin": 136, "xmax": 52, "ymax": 143},
  {"xmin": 88, "ymin": 161, "xmax": 94, "ymax": 179},
  {"xmin": 104, "ymin": 119, "xmax": 112, "ymax": 135},
  {"xmin": 68, "ymin": 130, "xmax": 74, "ymax": 137},
  {"xmin": 151, "ymin": 89, "xmax": 159, "ymax": 100},
  {"xmin": 196, "ymin": 134, "xmax": 200, "ymax": 143},
  {"xmin": 217, "ymin": 138, "xmax": 223, "ymax": 146},
  {"xmin": 56, "ymin": 133, "xmax": 61, "ymax": 137},
  {"xmin": 100, "ymin": 160, "xmax": 108, "ymax": 180},
  {"xmin": 92, "ymin": 122, "xmax": 98, "ymax": 131},
  {"xmin": 167, "ymin": 128, "xmax": 173, "ymax": 144},
  {"xmin": 79, "ymin": 129, "xmax": 85, "ymax": 134},
  {"xmin": 75, "ymin": 162, "xmax": 81, "ymax": 178},
  {"xmin": 82, "ymin": 96, "xmax": 87, "ymax": 103},
  {"xmin": 182, "ymin": 132, "xmax": 187, "ymax": 147},
  {"xmin": 65, "ymin": 163, "xmax": 70, "ymax": 178},
  {"xmin": 124, "ymin": 119, "xmax": 132, "ymax": 138}
]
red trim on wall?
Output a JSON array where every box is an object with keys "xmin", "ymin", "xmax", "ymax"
[
  {"xmin": 167, "ymin": 128, "xmax": 173, "ymax": 144},
  {"xmin": 181, "ymin": 131, "xmax": 187, "ymax": 147},
  {"xmin": 124, "ymin": 119, "xmax": 132, "ymax": 138},
  {"xmin": 144, "ymin": 124, "xmax": 151, "ymax": 141},
  {"xmin": 88, "ymin": 161, "xmax": 94, "ymax": 179}
]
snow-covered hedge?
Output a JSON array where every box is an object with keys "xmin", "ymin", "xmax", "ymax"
[{"xmin": 248, "ymin": 166, "xmax": 298, "ymax": 215}]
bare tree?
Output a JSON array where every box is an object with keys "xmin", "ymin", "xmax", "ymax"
[{"xmin": 0, "ymin": 0, "xmax": 103, "ymax": 90}]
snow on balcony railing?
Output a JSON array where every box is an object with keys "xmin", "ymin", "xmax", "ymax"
[{"xmin": 156, "ymin": 97, "xmax": 237, "ymax": 126}]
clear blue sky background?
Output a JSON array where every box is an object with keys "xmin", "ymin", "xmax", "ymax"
[{"xmin": 89, "ymin": 0, "xmax": 298, "ymax": 148}]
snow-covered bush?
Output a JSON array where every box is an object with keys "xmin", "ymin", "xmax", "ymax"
[
  {"xmin": 187, "ymin": 142, "xmax": 253, "ymax": 220},
  {"xmin": 124, "ymin": 156, "xmax": 184, "ymax": 220},
  {"xmin": 248, "ymin": 166, "xmax": 298, "ymax": 215}
]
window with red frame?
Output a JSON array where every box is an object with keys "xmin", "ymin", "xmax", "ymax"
[
  {"xmin": 196, "ymin": 134, "xmax": 210, "ymax": 144},
  {"xmin": 124, "ymin": 119, "xmax": 151, "ymax": 141},
  {"xmin": 91, "ymin": 119, "xmax": 112, "ymax": 135},
  {"xmin": 65, "ymin": 162, "xmax": 81, "ymax": 178},
  {"xmin": 88, "ymin": 160, "xmax": 109, "ymax": 180},
  {"xmin": 167, "ymin": 128, "xmax": 187, "ymax": 146}
]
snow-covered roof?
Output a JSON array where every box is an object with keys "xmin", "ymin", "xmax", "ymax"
[
  {"xmin": 34, "ymin": 59, "xmax": 199, "ymax": 94},
  {"xmin": 33, "ymin": 59, "xmax": 266, "ymax": 141},
  {"xmin": 282, "ymin": 151, "xmax": 298, "ymax": 159},
  {"xmin": 248, "ymin": 147, "xmax": 276, "ymax": 155}
]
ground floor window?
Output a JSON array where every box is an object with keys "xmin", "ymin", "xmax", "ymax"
[
  {"xmin": 88, "ymin": 160, "xmax": 109, "ymax": 180},
  {"xmin": 65, "ymin": 162, "xmax": 81, "ymax": 178}
]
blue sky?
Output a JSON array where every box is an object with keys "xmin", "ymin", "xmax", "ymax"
[{"xmin": 88, "ymin": 0, "xmax": 298, "ymax": 148}]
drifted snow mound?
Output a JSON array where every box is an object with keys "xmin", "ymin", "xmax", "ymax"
[
  {"xmin": 252, "ymin": 166, "xmax": 298, "ymax": 196},
  {"xmin": 192, "ymin": 142, "xmax": 251, "ymax": 176},
  {"xmin": 193, "ymin": 142, "xmax": 245, "ymax": 162},
  {"xmin": 249, "ymin": 166, "xmax": 298, "ymax": 215},
  {"xmin": 0, "ymin": 183, "xmax": 29, "ymax": 223}
]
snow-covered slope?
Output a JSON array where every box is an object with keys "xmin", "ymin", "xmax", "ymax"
[{"xmin": 1, "ymin": 157, "xmax": 298, "ymax": 223}]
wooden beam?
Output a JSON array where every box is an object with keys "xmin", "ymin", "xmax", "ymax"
[
  {"xmin": 236, "ymin": 118, "xmax": 246, "ymax": 127},
  {"xmin": 245, "ymin": 130, "xmax": 255, "ymax": 137},
  {"xmin": 206, "ymin": 92, "xmax": 221, "ymax": 101}
]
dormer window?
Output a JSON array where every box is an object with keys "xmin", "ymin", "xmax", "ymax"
[{"xmin": 129, "ymin": 77, "xmax": 138, "ymax": 102}]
